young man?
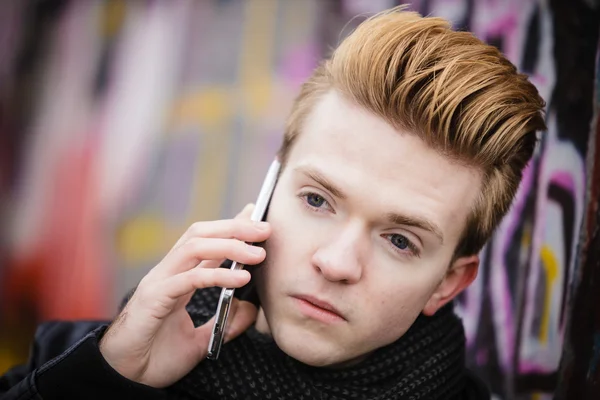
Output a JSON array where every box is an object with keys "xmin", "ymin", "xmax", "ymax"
[{"xmin": 0, "ymin": 8, "xmax": 545, "ymax": 400}]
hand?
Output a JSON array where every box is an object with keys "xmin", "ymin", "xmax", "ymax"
[{"xmin": 99, "ymin": 204, "xmax": 270, "ymax": 388}]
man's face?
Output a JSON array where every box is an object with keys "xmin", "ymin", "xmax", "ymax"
[{"xmin": 255, "ymin": 90, "xmax": 481, "ymax": 367}]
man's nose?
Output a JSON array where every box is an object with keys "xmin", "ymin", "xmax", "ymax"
[{"xmin": 311, "ymin": 223, "xmax": 365, "ymax": 284}]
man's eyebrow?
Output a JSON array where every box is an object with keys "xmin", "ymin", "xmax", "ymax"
[
  {"xmin": 295, "ymin": 166, "xmax": 444, "ymax": 244},
  {"xmin": 294, "ymin": 166, "xmax": 347, "ymax": 199},
  {"xmin": 386, "ymin": 212, "xmax": 444, "ymax": 244}
]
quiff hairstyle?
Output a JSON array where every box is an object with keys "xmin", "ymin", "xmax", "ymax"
[{"xmin": 277, "ymin": 8, "xmax": 546, "ymax": 258}]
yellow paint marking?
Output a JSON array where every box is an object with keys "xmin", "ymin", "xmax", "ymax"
[
  {"xmin": 539, "ymin": 245, "xmax": 559, "ymax": 343},
  {"xmin": 170, "ymin": 87, "xmax": 232, "ymax": 129},
  {"xmin": 117, "ymin": 215, "xmax": 167, "ymax": 264},
  {"xmin": 240, "ymin": 0, "xmax": 278, "ymax": 118}
]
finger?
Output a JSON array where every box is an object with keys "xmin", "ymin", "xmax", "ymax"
[
  {"xmin": 196, "ymin": 257, "xmax": 246, "ymax": 271},
  {"xmin": 198, "ymin": 254, "xmax": 235, "ymax": 271},
  {"xmin": 160, "ymin": 237, "xmax": 266, "ymax": 276},
  {"xmin": 172, "ymin": 203, "xmax": 254, "ymax": 253},
  {"xmin": 226, "ymin": 297, "xmax": 239, "ymax": 326},
  {"xmin": 235, "ymin": 203, "xmax": 254, "ymax": 219},
  {"xmin": 224, "ymin": 300, "xmax": 258, "ymax": 343},
  {"xmin": 193, "ymin": 314, "xmax": 215, "ymax": 352},
  {"xmin": 197, "ymin": 258, "xmax": 226, "ymax": 270},
  {"xmin": 170, "ymin": 218, "xmax": 270, "ymax": 255},
  {"xmin": 194, "ymin": 205, "xmax": 258, "ymax": 269},
  {"xmin": 163, "ymin": 268, "xmax": 251, "ymax": 300}
]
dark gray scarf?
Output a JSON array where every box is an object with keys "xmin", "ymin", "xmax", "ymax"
[{"xmin": 166, "ymin": 287, "xmax": 467, "ymax": 400}]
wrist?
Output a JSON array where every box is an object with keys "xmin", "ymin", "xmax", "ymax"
[
  {"xmin": 98, "ymin": 323, "xmax": 143, "ymax": 384},
  {"xmin": 37, "ymin": 325, "xmax": 166, "ymax": 399}
]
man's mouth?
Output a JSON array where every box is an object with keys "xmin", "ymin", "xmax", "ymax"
[{"xmin": 292, "ymin": 294, "xmax": 346, "ymax": 323}]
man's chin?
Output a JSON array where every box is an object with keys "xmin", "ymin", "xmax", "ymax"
[{"xmin": 269, "ymin": 322, "xmax": 367, "ymax": 368}]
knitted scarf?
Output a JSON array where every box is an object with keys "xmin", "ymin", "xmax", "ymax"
[{"xmin": 167, "ymin": 287, "xmax": 467, "ymax": 400}]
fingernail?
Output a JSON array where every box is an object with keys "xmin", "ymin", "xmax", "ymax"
[
  {"xmin": 254, "ymin": 221, "xmax": 269, "ymax": 230},
  {"xmin": 247, "ymin": 245, "xmax": 264, "ymax": 255}
]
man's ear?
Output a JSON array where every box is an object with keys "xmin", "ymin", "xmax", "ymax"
[{"xmin": 422, "ymin": 255, "xmax": 479, "ymax": 316}]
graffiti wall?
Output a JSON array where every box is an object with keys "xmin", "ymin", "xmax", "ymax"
[
  {"xmin": 409, "ymin": 1, "xmax": 598, "ymax": 399},
  {"xmin": 555, "ymin": 40, "xmax": 600, "ymax": 400},
  {"xmin": 0, "ymin": 1, "xmax": 598, "ymax": 399}
]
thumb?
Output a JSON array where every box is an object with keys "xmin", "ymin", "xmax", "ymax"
[
  {"xmin": 224, "ymin": 299, "xmax": 258, "ymax": 343},
  {"xmin": 194, "ymin": 314, "xmax": 216, "ymax": 353}
]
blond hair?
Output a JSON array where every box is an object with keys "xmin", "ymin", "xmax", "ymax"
[{"xmin": 277, "ymin": 8, "xmax": 546, "ymax": 258}]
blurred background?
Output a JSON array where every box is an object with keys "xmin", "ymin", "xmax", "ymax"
[{"xmin": 0, "ymin": 0, "xmax": 599, "ymax": 399}]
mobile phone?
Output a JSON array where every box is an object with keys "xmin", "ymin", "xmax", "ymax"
[{"xmin": 207, "ymin": 158, "xmax": 281, "ymax": 360}]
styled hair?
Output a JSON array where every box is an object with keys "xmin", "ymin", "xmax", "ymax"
[{"xmin": 277, "ymin": 7, "xmax": 546, "ymax": 258}]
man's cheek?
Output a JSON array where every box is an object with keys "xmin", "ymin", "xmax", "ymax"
[
  {"xmin": 365, "ymin": 286, "xmax": 426, "ymax": 324},
  {"xmin": 369, "ymin": 302, "xmax": 420, "ymax": 342}
]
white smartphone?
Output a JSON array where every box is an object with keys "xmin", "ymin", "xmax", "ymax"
[{"xmin": 207, "ymin": 158, "xmax": 281, "ymax": 360}]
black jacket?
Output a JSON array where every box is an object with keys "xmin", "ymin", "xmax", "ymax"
[{"xmin": 0, "ymin": 321, "xmax": 491, "ymax": 400}]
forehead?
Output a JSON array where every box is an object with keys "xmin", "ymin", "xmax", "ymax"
[{"xmin": 286, "ymin": 90, "xmax": 482, "ymax": 245}]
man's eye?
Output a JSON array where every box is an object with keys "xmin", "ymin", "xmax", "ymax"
[
  {"xmin": 387, "ymin": 233, "xmax": 420, "ymax": 257},
  {"xmin": 390, "ymin": 234, "xmax": 410, "ymax": 250},
  {"xmin": 298, "ymin": 191, "xmax": 333, "ymax": 214},
  {"xmin": 306, "ymin": 193, "xmax": 326, "ymax": 208}
]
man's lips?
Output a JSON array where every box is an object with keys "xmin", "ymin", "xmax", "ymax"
[{"xmin": 292, "ymin": 294, "xmax": 347, "ymax": 323}]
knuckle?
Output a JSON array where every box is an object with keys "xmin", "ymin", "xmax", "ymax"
[
  {"xmin": 137, "ymin": 275, "xmax": 153, "ymax": 291},
  {"xmin": 221, "ymin": 221, "xmax": 237, "ymax": 237},
  {"xmin": 181, "ymin": 237, "xmax": 203, "ymax": 254},
  {"xmin": 135, "ymin": 283, "xmax": 154, "ymax": 304},
  {"xmin": 234, "ymin": 217, "xmax": 255, "ymax": 232},
  {"xmin": 188, "ymin": 222, "xmax": 205, "ymax": 236},
  {"xmin": 149, "ymin": 296, "xmax": 171, "ymax": 313},
  {"xmin": 232, "ymin": 240, "xmax": 250, "ymax": 257}
]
